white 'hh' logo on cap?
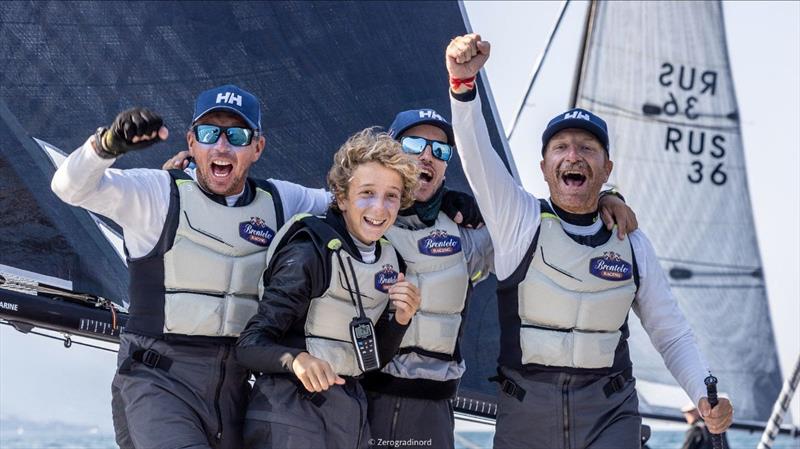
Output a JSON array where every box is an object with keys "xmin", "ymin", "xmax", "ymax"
[
  {"xmin": 419, "ymin": 110, "xmax": 445, "ymax": 122},
  {"xmin": 564, "ymin": 110, "xmax": 590, "ymax": 121},
  {"xmin": 216, "ymin": 92, "xmax": 243, "ymax": 107}
]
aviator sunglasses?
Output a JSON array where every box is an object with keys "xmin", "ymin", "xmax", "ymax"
[
  {"xmin": 400, "ymin": 136, "xmax": 453, "ymax": 162},
  {"xmin": 192, "ymin": 124, "xmax": 256, "ymax": 147}
]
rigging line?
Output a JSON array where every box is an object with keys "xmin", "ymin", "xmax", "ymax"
[
  {"xmin": 0, "ymin": 321, "xmax": 118, "ymax": 353},
  {"xmin": 580, "ymin": 96, "xmax": 741, "ymax": 132},
  {"xmin": 506, "ymin": 0, "xmax": 571, "ymax": 140},
  {"xmin": 658, "ymin": 257, "xmax": 761, "ymax": 270}
]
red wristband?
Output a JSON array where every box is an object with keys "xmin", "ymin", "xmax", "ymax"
[{"xmin": 450, "ymin": 76, "xmax": 476, "ymax": 90}]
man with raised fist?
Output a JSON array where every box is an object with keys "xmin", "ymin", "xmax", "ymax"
[
  {"xmin": 51, "ymin": 84, "xmax": 330, "ymax": 449},
  {"xmin": 444, "ymin": 34, "xmax": 733, "ymax": 448}
]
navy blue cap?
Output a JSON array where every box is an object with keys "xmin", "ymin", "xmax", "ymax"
[
  {"xmin": 388, "ymin": 108, "xmax": 454, "ymax": 145},
  {"xmin": 541, "ymin": 108, "xmax": 609, "ymax": 153},
  {"xmin": 192, "ymin": 84, "xmax": 261, "ymax": 130}
]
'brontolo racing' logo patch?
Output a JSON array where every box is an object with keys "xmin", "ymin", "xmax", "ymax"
[
  {"xmin": 374, "ymin": 264, "xmax": 398, "ymax": 292},
  {"xmin": 417, "ymin": 229, "xmax": 462, "ymax": 256},
  {"xmin": 590, "ymin": 251, "xmax": 632, "ymax": 281},
  {"xmin": 239, "ymin": 216, "xmax": 275, "ymax": 247}
]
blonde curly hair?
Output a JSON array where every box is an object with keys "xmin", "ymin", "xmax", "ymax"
[{"xmin": 328, "ymin": 127, "xmax": 419, "ymax": 211}]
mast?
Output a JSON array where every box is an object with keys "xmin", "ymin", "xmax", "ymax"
[{"xmin": 569, "ymin": 0, "xmax": 596, "ymax": 108}]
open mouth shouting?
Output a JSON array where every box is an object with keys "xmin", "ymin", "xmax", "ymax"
[
  {"xmin": 556, "ymin": 160, "xmax": 592, "ymax": 191},
  {"xmin": 560, "ymin": 169, "xmax": 587, "ymax": 188},
  {"xmin": 418, "ymin": 165, "xmax": 435, "ymax": 184},
  {"xmin": 211, "ymin": 159, "xmax": 234, "ymax": 178}
]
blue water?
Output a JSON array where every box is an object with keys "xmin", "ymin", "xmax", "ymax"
[
  {"xmin": 1, "ymin": 430, "xmax": 797, "ymax": 448},
  {"xmin": 0, "ymin": 433, "xmax": 116, "ymax": 449}
]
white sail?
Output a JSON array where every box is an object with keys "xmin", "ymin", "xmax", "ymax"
[{"xmin": 573, "ymin": 1, "xmax": 783, "ymax": 422}]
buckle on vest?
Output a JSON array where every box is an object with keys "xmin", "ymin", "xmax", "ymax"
[
  {"xmin": 489, "ymin": 373, "xmax": 527, "ymax": 402},
  {"xmin": 132, "ymin": 347, "xmax": 172, "ymax": 371},
  {"xmin": 501, "ymin": 379, "xmax": 526, "ymax": 401},
  {"xmin": 603, "ymin": 369, "xmax": 633, "ymax": 397},
  {"xmin": 140, "ymin": 349, "xmax": 162, "ymax": 368},
  {"xmin": 503, "ymin": 379, "xmax": 517, "ymax": 396}
]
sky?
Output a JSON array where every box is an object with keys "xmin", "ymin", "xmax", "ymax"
[{"xmin": 1, "ymin": 0, "xmax": 798, "ymax": 435}]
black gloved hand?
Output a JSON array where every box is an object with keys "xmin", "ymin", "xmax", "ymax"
[
  {"xmin": 441, "ymin": 189, "xmax": 484, "ymax": 228},
  {"xmin": 94, "ymin": 108, "xmax": 164, "ymax": 158}
]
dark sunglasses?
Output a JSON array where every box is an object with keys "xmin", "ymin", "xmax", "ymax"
[
  {"xmin": 400, "ymin": 136, "xmax": 453, "ymax": 162},
  {"xmin": 192, "ymin": 124, "xmax": 255, "ymax": 147}
]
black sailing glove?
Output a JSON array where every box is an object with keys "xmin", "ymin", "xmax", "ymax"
[
  {"xmin": 94, "ymin": 108, "xmax": 164, "ymax": 159},
  {"xmin": 441, "ymin": 189, "xmax": 484, "ymax": 228}
]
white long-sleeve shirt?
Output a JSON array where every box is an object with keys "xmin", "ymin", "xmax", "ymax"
[
  {"xmin": 451, "ymin": 91, "xmax": 711, "ymax": 406},
  {"xmin": 51, "ymin": 138, "xmax": 331, "ymax": 259}
]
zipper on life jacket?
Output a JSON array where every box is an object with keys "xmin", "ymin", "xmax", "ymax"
[
  {"xmin": 355, "ymin": 383, "xmax": 366, "ymax": 449},
  {"xmin": 562, "ymin": 374, "xmax": 571, "ymax": 449},
  {"xmin": 214, "ymin": 345, "xmax": 229, "ymax": 442},
  {"xmin": 390, "ymin": 397, "xmax": 402, "ymax": 439}
]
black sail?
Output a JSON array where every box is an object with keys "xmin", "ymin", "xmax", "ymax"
[{"xmin": 0, "ymin": 1, "xmax": 509, "ymax": 418}]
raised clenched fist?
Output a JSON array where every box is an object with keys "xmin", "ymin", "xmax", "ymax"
[
  {"xmin": 95, "ymin": 107, "xmax": 169, "ymax": 158},
  {"xmin": 445, "ymin": 33, "xmax": 491, "ymax": 81}
]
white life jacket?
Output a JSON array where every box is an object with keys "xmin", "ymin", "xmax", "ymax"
[
  {"xmin": 384, "ymin": 212, "xmax": 469, "ymax": 356},
  {"xmin": 161, "ymin": 179, "xmax": 280, "ymax": 337},
  {"xmin": 517, "ymin": 212, "xmax": 637, "ymax": 369}
]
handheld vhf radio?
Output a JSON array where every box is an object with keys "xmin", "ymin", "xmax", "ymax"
[
  {"xmin": 350, "ymin": 316, "xmax": 379, "ymax": 372},
  {"xmin": 338, "ymin": 253, "xmax": 380, "ymax": 373}
]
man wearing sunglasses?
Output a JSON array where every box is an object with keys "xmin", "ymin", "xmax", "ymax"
[{"xmin": 51, "ymin": 84, "xmax": 330, "ymax": 449}]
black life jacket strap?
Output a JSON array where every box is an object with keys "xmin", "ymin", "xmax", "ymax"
[
  {"xmin": 118, "ymin": 345, "xmax": 173, "ymax": 374},
  {"xmin": 602, "ymin": 366, "xmax": 634, "ymax": 397},
  {"xmin": 488, "ymin": 368, "xmax": 527, "ymax": 402}
]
